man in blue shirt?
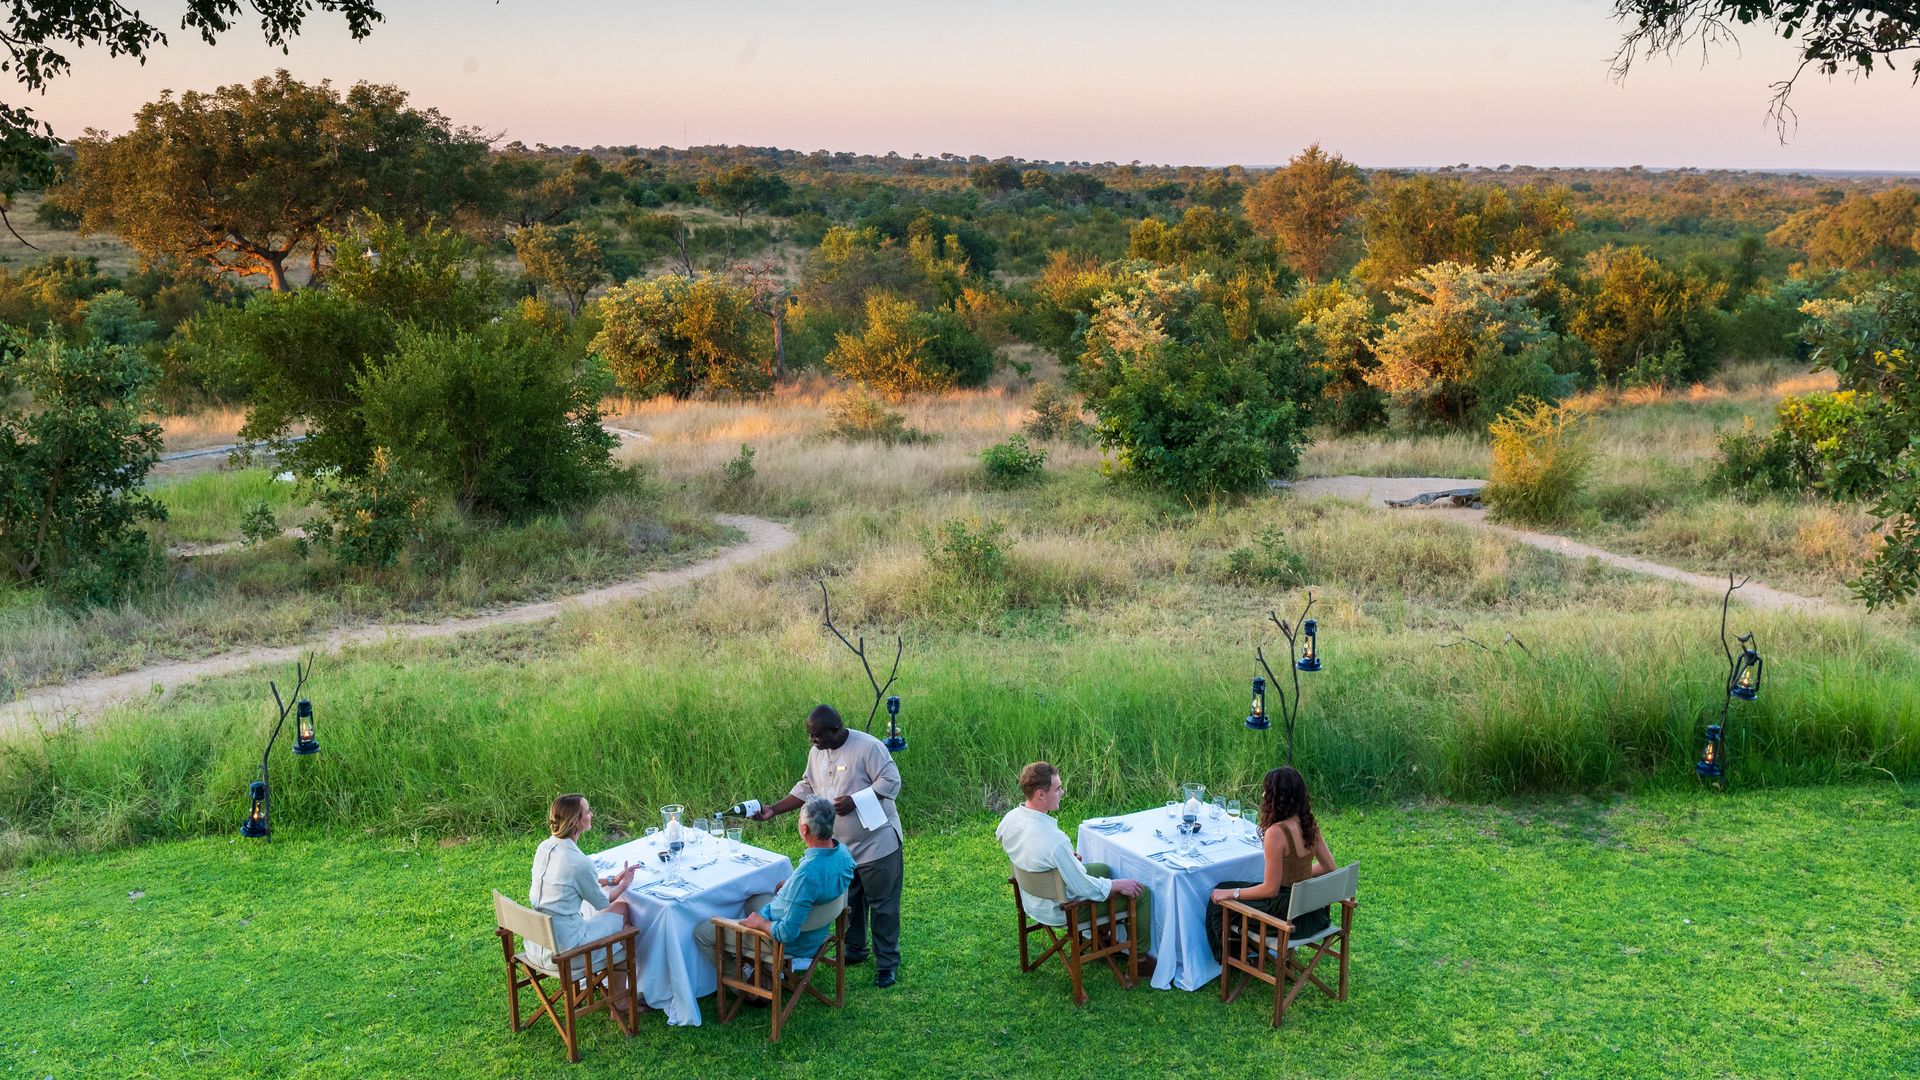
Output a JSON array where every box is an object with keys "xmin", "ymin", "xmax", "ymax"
[{"xmin": 699, "ymin": 795, "xmax": 855, "ymax": 975}]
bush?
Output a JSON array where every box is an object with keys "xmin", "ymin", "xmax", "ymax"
[
  {"xmin": 826, "ymin": 292, "xmax": 995, "ymax": 395},
  {"xmin": 713, "ymin": 443, "xmax": 756, "ymax": 508},
  {"xmin": 827, "ymin": 390, "xmax": 933, "ymax": 445},
  {"xmin": 355, "ymin": 307, "xmax": 617, "ymax": 520},
  {"xmin": 1219, "ymin": 525, "xmax": 1307, "ymax": 586},
  {"xmin": 590, "ymin": 273, "xmax": 771, "ymax": 399},
  {"xmin": 1706, "ymin": 391, "xmax": 1876, "ymax": 501},
  {"xmin": 1484, "ymin": 397, "xmax": 1593, "ymax": 525},
  {"xmin": 1022, "ymin": 380, "xmax": 1090, "ymax": 442},
  {"xmin": 924, "ymin": 518, "xmax": 1009, "ymax": 585},
  {"xmin": 299, "ymin": 447, "xmax": 430, "ymax": 569},
  {"xmin": 980, "ymin": 435, "xmax": 1047, "ymax": 488},
  {"xmin": 0, "ymin": 337, "xmax": 165, "ymax": 602},
  {"xmin": 1708, "ymin": 418, "xmax": 1800, "ymax": 498},
  {"xmin": 239, "ymin": 502, "xmax": 280, "ymax": 546}
]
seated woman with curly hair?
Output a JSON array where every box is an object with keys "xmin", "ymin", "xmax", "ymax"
[{"xmin": 1203, "ymin": 766, "xmax": 1337, "ymax": 959}]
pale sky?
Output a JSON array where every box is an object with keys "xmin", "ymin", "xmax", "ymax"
[{"xmin": 24, "ymin": 0, "xmax": 1920, "ymax": 171}]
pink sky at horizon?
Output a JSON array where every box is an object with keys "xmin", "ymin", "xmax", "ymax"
[{"xmin": 21, "ymin": 1, "xmax": 1920, "ymax": 172}]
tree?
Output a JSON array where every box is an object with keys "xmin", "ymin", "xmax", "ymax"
[
  {"xmin": 1768, "ymin": 189, "xmax": 1920, "ymax": 272},
  {"xmin": 826, "ymin": 292, "xmax": 995, "ymax": 396},
  {"xmin": 64, "ymin": 71, "xmax": 489, "ymax": 291},
  {"xmin": 696, "ymin": 164, "xmax": 790, "ymax": 226},
  {"xmin": 1076, "ymin": 267, "xmax": 1317, "ymax": 496},
  {"xmin": 1611, "ymin": 2, "xmax": 1920, "ymax": 135},
  {"xmin": 1292, "ymin": 279, "xmax": 1387, "ymax": 433},
  {"xmin": 970, "ymin": 161, "xmax": 1023, "ymax": 194},
  {"xmin": 1242, "ymin": 144, "xmax": 1364, "ymax": 283},
  {"xmin": 0, "ymin": 333, "xmax": 165, "ymax": 600},
  {"xmin": 490, "ymin": 150, "xmax": 622, "ymax": 228},
  {"xmin": 1570, "ymin": 245, "xmax": 1728, "ymax": 385},
  {"xmin": 512, "ymin": 224, "xmax": 608, "ymax": 315},
  {"xmin": 0, "ymin": 1, "xmax": 383, "ymax": 237},
  {"xmin": 590, "ymin": 274, "xmax": 771, "ymax": 399},
  {"xmin": 1370, "ymin": 252, "xmax": 1569, "ymax": 427},
  {"xmin": 1354, "ymin": 177, "xmax": 1574, "ymax": 291}
]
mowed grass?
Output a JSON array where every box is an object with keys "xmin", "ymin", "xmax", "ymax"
[{"xmin": 3, "ymin": 783, "xmax": 1914, "ymax": 1078}]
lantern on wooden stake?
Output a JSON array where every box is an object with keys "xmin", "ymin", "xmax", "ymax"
[
  {"xmin": 1246, "ymin": 676, "xmax": 1270, "ymax": 731},
  {"xmin": 883, "ymin": 695, "xmax": 907, "ymax": 754}
]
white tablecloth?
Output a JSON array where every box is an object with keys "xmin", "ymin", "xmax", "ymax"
[
  {"xmin": 590, "ymin": 832, "xmax": 793, "ymax": 1026},
  {"xmin": 1076, "ymin": 806, "xmax": 1265, "ymax": 991}
]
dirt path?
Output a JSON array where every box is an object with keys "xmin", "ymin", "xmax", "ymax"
[
  {"xmin": 1284, "ymin": 476, "xmax": 1841, "ymax": 614},
  {"xmin": 0, "ymin": 514, "xmax": 795, "ymax": 733}
]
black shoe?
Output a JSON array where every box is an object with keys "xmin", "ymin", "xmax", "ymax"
[
  {"xmin": 843, "ymin": 951, "xmax": 871, "ymax": 966},
  {"xmin": 875, "ymin": 968, "xmax": 897, "ymax": 988}
]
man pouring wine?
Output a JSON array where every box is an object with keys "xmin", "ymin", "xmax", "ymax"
[{"xmin": 750, "ymin": 703, "xmax": 904, "ymax": 987}]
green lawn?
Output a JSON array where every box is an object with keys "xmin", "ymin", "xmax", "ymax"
[{"xmin": 6, "ymin": 783, "xmax": 1914, "ymax": 1079}]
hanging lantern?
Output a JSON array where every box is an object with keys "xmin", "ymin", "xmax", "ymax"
[
  {"xmin": 292, "ymin": 699, "xmax": 319, "ymax": 755},
  {"xmin": 1695, "ymin": 724, "xmax": 1726, "ymax": 785},
  {"xmin": 1246, "ymin": 676, "xmax": 1270, "ymax": 730},
  {"xmin": 241, "ymin": 780, "xmax": 270, "ymax": 838},
  {"xmin": 1729, "ymin": 642, "xmax": 1762, "ymax": 701},
  {"xmin": 1295, "ymin": 619, "xmax": 1322, "ymax": 672},
  {"xmin": 883, "ymin": 695, "xmax": 907, "ymax": 753}
]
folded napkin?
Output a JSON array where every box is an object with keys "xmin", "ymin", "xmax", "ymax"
[
  {"xmin": 851, "ymin": 787, "xmax": 888, "ymax": 831},
  {"xmin": 647, "ymin": 883, "xmax": 696, "ymax": 902},
  {"xmin": 1084, "ymin": 819, "xmax": 1129, "ymax": 833}
]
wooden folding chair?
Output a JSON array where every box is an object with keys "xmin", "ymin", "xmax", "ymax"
[
  {"xmin": 1218, "ymin": 862, "xmax": 1358, "ymax": 1027},
  {"xmin": 492, "ymin": 890, "xmax": 640, "ymax": 1063},
  {"xmin": 1008, "ymin": 866, "xmax": 1139, "ymax": 1006},
  {"xmin": 710, "ymin": 891, "xmax": 849, "ymax": 1042}
]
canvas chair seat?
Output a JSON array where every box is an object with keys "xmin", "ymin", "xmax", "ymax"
[
  {"xmin": 492, "ymin": 890, "xmax": 639, "ymax": 1063},
  {"xmin": 1008, "ymin": 866, "xmax": 1139, "ymax": 1006},
  {"xmin": 1219, "ymin": 863, "xmax": 1359, "ymax": 1029},
  {"xmin": 712, "ymin": 888, "xmax": 851, "ymax": 1042}
]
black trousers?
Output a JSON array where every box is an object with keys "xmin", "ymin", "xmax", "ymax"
[{"xmin": 845, "ymin": 844, "xmax": 903, "ymax": 970}]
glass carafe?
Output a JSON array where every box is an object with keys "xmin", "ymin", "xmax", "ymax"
[{"xmin": 1180, "ymin": 783, "xmax": 1205, "ymax": 829}]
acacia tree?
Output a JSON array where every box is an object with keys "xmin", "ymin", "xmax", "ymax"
[
  {"xmin": 0, "ymin": 1, "xmax": 382, "ymax": 237},
  {"xmin": 63, "ymin": 71, "xmax": 488, "ymax": 291},
  {"xmin": 1612, "ymin": 2, "xmax": 1920, "ymax": 135},
  {"xmin": 696, "ymin": 164, "xmax": 790, "ymax": 226},
  {"xmin": 1241, "ymin": 144, "xmax": 1364, "ymax": 284},
  {"xmin": 512, "ymin": 223, "xmax": 607, "ymax": 315}
]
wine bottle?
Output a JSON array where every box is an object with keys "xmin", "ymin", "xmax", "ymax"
[{"xmin": 718, "ymin": 799, "xmax": 761, "ymax": 818}]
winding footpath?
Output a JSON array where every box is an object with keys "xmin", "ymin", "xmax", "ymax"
[
  {"xmin": 0, "ymin": 514, "xmax": 795, "ymax": 734},
  {"xmin": 1285, "ymin": 475, "xmax": 1841, "ymax": 614}
]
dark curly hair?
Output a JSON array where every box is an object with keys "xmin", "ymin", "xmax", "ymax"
[{"xmin": 1258, "ymin": 766, "xmax": 1317, "ymax": 847}]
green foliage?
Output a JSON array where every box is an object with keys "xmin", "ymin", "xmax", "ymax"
[
  {"xmin": 1371, "ymin": 252, "xmax": 1570, "ymax": 427},
  {"xmin": 826, "ymin": 292, "xmax": 995, "ymax": 395},
  {"xmin": 720, "ymin": 443, "xmax": 756, "ymax": 488},
  {"xmin": 0, "ymin": 336, "xmax": 165, "ymax": 601},
  {"xmin": 79, "ymin": 290, "xmax": 157, "ymax": 347},
  {"xmin": 1022, "ymin": 380, "xmax": 1090, "ymax": 442},
  {"xmin": 354, "ymin": 305, "xmax": 617, "ymax": 519},
  {"xmin": 1240, "ymin": 143, "xmax": 1364, "ymax": 283},
  {"xmin": 1570, "ymin": 245, "xmax": 1728, "ymax": 385},
  {"xmin": 1722, "ymin": 277, "xmax": 1818, "ymax": 361},
  {"xmin": 1769, "ymin": 188, "xmax": 1920, "ymax": 272},
  {"xmin": 590, "ymin": 273, "xmax": 771, "ymax": 400},
  {"xmin": 826, "ymin": 389, "xmax": 932, "ymax": 445},
  {"xmin": 1292, "ymin": 278, "xmax": 1387, "ymax": 433},
  {"xmin": 924, "ymin": 517, "xmax": 1010, "ymax": 585},
  {"xmin": 298, "ymin": 447, "xmax": 429, "ymax": 569},
  {"xmin": 1708, "ymin": 417, "xmax": 1800, "ymax": 497},
  {"xmin": 510, "ymin": 223, "xmax": 607, "ymax": 315},
  {"xmin": 1219, "ymin": 524, "xmax": 1307, "ymax": 586},
  {"xmin": 695, "ymin": 163, "xmax": 790, "ymax": 224},
  {"xmin": 1485, "ymin": 397, "xmax": 1594, "ymax": 525},
  {"xmin": 202, "ymin": 217, "xmax": 500, "ymax": 481},
  {"xmin": 1078, "ymin": 266, "xmax": 1316, "ymax": 495},
  {"xmin": 0, "ymin": 255, "xmax": 116, "ymax": 333},
  {"xmin": 1355, "ymin": 176, "xmax": 1575, "ymax": 290},
  {"xmin": 979, "ymin": 434, "xmax": 1047, "ymax": 488},
  {"xmin": 63, "ymin": 70, "xmax": 489, "ymax": 291},
  {"xmin": 238, "ymin": 501, "xmax": 280, "ymax": 546}
]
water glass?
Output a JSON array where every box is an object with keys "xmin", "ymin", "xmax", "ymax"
[
  {"xmin": 726, "ymin": 827, "xmax": 744, "ymax": 855},
  {"xmin": 644, "ymin": 826, "xmax": 660, "ymax": 841},
  {"xmin": 1209, "ymin": 796, "xmax": 1225, "ymax": 821},
  {"xmin": 692, "ymin": 817, "xmax": 709, "ymax": 841},
  {"xmin": 1164, "ymin": 800, "xmax": 1178, "ymax": 820}
]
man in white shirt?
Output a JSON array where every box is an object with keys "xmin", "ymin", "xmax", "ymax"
[{"xmin": 996, "ymin": 761, "xmax": 1152, "ymax": 969}]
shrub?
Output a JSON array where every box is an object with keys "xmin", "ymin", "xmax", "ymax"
[
  {"xmin": 1708, "ymin": 418, "xmax": 1799, "ymax": 498},
  {"xmin": 239, "ymin": 502, "xmax": 280, "ymax": 546},
  {"xmin": 590, "ymin": 273, "xmax": 772, "ymax": 400},
  {"xmin": 1484, "ymin": 397, "xmax": 1593, "ymax": 525},
  {"xmin": 1022, "ymin": 380, "xmax": 1090, "ymax": 442},
  {"xmin": 827, "ymin": 390, "xmax": 933, "ymax": 445},
  {"xmin": 1219, "ymin": 525, "xmax": 1307, "ymax": 586},
  {"xmin": 826, "ymin": 292, "xmax": 995, "ymax": 395},
  {"xmin": 299, "ymin": 447, "xmax": 430, "ymax": 569},
  {"xmin": 714, "ymin": 443, "xmax": 756, "ymax": 508},
  {"xmin": 924, "ymin": 518, "xmax": 1009, "ymax": 585},
  {"xmin": 355, "ymin": 307, "xmax": 617, "ymax": 520},
  {"xmin": 980, "ymin": 435, "xmax": 1047, "ymax": 488},
  {"xmin": 1776, "ymin": 390, "xmax": 1877, "ymax": 499},
  {"xmin": 0, "ymin": 337, "xmax": 165, "ymax": 602}
]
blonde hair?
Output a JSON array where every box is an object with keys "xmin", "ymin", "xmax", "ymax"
[{"xmin": 549, "ymin": 794, "xmax": 589, "ymax": 839}]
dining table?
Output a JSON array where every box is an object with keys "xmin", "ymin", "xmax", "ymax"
[
  {"xmin": 589, "ymin": 830, "xmax": 794, "ymax": 1026},
  {"xmin": 1075, "ymin": 805, "xmax": 1266, "ymax": 991}
]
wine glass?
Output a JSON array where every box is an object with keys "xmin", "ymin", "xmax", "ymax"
[
  {"xmin": 1226, "ymin": 798, "xmax": 1243, "ymax": 832},
  {"xmin": 692, "ymin": 817, "xmax": 709, "ymax": 843},
  {"xmin": 1209, "ymin": 796, "xmax": 1225, "ymax": 821},
  {"xmin": 709, "ymin": 816, "xmax": 727, "ymax": 841}
]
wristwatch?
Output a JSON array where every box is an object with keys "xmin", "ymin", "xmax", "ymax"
[{"xmin": 1233, "ymin": 888, "xmax": 1242, "ymax": 900}]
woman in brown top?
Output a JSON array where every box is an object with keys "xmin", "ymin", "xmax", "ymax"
[{"xmin": 1204, "ymin": 766, "xmax": 1336, "ymax": 960}]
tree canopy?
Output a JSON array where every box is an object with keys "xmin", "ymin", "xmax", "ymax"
[
  {"xmin": 1241, "ymin": 143, "xmax": 1364, "ymax": 284},
  {"xmin": 64, "ymin": 71, "xmax": 488, "ymax": 290}
]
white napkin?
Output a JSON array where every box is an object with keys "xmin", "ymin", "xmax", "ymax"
[{"xmin": 851, "ymin": 787, "xmax": 887, "ymax": 831}]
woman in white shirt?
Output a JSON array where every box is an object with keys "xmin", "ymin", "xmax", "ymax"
[{"xmin": 530, "ymin": 794, "xmax": 642, "ymax": 1011}]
